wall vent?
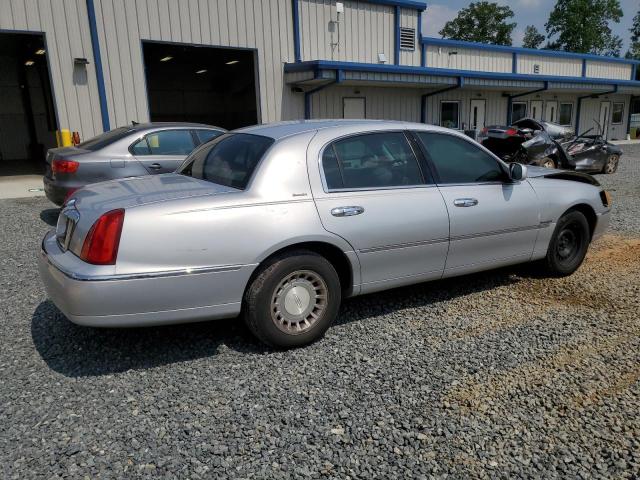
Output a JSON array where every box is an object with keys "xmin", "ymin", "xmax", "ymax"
[{"xmin": 399, "ymin": 27, "xmax": 415, "ymax": 51}]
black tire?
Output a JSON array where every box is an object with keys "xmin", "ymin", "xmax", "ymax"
[
  {"xmin": 601, "ymin": 154, "xmax": 619, "ymax": 174},
  {"xmin": 541, "ymin": 210, "xmax": 590, "ymax": 277},
  {"xmin": 243, "ymin": 250, "xmax": 341, "ymax": 348},
  {"xmin": 537, "ymin": 156, "xmax": 557, "ymax": 169}
]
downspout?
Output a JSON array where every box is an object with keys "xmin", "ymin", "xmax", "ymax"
[
  {"xmin": 575, "ymin": 85, "xmax": 618, "ymax": 134},
  {"xmin": 394, "ymin": 6, "xmax": 401, "ymax": 65},
  {"xmin": 304, "ymin": 70, "xmax": 343, "ymax": 120},
  {"xmin": 506, "ymin": 81, "xmax": 549, "ymax": 125},
  {"xmin": 420, "ymin": 77, "xmax": 463, "ymax": 124},
  {"xmin": 86, "ymin": 0, "xmax": 110, "ymax": 131},
  {"xmin": 418, "ymin": 11, "xmax": 425, "ymax": 67},
  {"xmin": 291, "ymin": 0, "xmax": 301, "ymax": 62}
]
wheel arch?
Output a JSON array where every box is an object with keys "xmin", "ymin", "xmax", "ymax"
[
  {"xmin": 250, "ymin": 237, "xmax": 360, "ymax": 298},
  {"xmin": 563, "ymin": 203, "xmax": 597, "ymax": 239}
]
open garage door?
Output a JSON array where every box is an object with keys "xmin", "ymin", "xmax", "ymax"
[
  {"xmin": 142, "ymin": 41, "xmax": 259, "ymax": 130},
  {"xmin": 0, "ymin": 32, "xmax": 57, "ymax": 176}
]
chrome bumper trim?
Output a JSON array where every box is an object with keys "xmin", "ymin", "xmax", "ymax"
[{"xmin": 41, "ymin": 244, "xmax": 244, "ymax": 282}]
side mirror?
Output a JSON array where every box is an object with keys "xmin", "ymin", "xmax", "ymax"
[{"xmin": 509, "ymin": 163, "xmax": 528, "ymax": 181}]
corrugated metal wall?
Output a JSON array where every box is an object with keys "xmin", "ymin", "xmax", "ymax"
[
  {"xmin": 425, "ymin": 45, "xmax": 512, "ymax": 73},
  {"xmin": 398, "ymin": 8, "xmax": 419, "ymax": 67},
  {"xmin": 309, "ymin": 85, "xmax": 421, "ymax": 121},
  {"xmin": 93, "ymin": 0, "xmax": 296, "ymax": 127},
  {"xmin": 517, "ymin": 54, "xmax": 582, "ymax": 77},
  {"xmin": 0, "ymin": 0, "xmax": 104, "ymax": 139},
  {"xmin": 299, "ymin": 0, "xmax": 394, "ymax": 64},
  {"xmin": 585, "ymin": 60, "xmax": 632, "ymax": 81}
]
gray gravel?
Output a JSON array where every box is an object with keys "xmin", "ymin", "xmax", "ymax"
[{"xmin": 1, "ymin": 152, "xmax": 640, "ymax": 479}]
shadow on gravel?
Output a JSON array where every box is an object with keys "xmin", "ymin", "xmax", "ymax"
[
  {"xmin": 32, "ymin": 267, "xmax": 523, "ymax": 377},
  {"xmin": 40, "ymin": 208, "xmax": 60, "ymax": 226},
  {"xmin": 337, "ymin": 267, "xmax": 522, "ymax": 326},
  {"xmin": 31, "ymin": 301, "xmax": 266, "ymax": 378}
]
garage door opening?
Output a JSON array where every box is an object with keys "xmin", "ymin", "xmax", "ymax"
[
  {"xmin": 0, "ymin": 32, "xmax": 57, "ymax": 176},
  {"xmin": 142, "ymin": 41, "xmax": 259, "ymax": 130}
]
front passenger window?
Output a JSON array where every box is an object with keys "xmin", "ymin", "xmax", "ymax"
[
  {"xmin": 416, "ymin": 132, "xmax": 505, "ymax": 184},
  {"xmin": 322, "ymin": 132, "xmax": 425, "ymax": 190}
]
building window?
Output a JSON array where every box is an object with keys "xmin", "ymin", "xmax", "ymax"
[
  {"xmin": 612, "ymin": 103, "xmax": 624, "ymax": 124},
  {"xmin": 399, "ymin": 27, "xmax": 416, "ymax": 51},
  {"xmin": 559, "ymin": 103, "xmax": 573, "ymax": 126},
  {"xmin": 440, "ymin": 101, "xmax": 460, "ymax": 129},
  {"xmin": 511, "ymin": 102, "xmax": 527, "ymax": 123}
]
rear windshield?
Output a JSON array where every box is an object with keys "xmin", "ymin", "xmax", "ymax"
[
  {"xmin": 77, "ymin": 127, "xmax": 134, "ymax": 151},
  {"xmin": 177, "ymin": 133, "xmax": 274, "ymax": 190}
]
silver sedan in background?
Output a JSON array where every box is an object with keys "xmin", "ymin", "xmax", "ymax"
[
  {"xmin": 43, "ymin": 122, "xmax": 225, "ymax": 205},
  {"xmin": 39, "ymin": 120, "xmax": 611, "ymax": 348}
]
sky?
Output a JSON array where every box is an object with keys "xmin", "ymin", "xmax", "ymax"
[{"xmin": 421, "ymin": 0, "xmax": 638, "ymax": 53}]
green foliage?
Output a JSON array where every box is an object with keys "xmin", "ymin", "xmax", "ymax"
[
  {"xmin": 626, "ymin": 10, "xmax": 640, "ymax": 59},
  {"xmin": 439, "ymin": 1, "xmax": 516, "ymax": 46},
  {"xmin": 544, "ymin": 0, "xmax": 623, "ymax": 56},
  {"xmin": 522, "ymin": 25, "xmax": 545, "ymax": 49}
]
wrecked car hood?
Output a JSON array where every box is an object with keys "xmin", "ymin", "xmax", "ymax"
[{"xmin": 526, "ymin": 166, "xmax": 601, "ymax": 186}]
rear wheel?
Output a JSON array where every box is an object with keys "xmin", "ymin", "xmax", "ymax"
[
  {"xmin": 243, "ymin": 250, "xmax": 341, "ymax": 348},
  {"xmin": 540, "ymin": 211, "xmax": 590, "ymax": 277},
  {"xmin": 602, "ymin": 154, "xmax": 619, "ymax": 174}
]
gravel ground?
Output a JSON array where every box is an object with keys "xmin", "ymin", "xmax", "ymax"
[{"xmin": 1, "ymin": 152, "xmax": 639, "ymax": 479}]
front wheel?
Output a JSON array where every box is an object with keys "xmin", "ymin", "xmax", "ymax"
[
  {"xmin": 602, "ymin": 154, "xmax": 619, "ymax": 174},
  {"xmin": 243, "ymin": 250, "xmax": 341, "ymax": 348},
  {"xmin": 540, "ymin": 211, "xmax": 590, "ymax": 277}
]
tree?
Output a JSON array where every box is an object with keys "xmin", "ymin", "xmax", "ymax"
[
  {"xmin": 544, "ymin": 0, "xmax": 623, "ymax": 56},
  {"xmin": 626, "ymin": 10, "xmax": 640, "ymax": 59},
  {"xmin": 522, "ymin": 25, "xmax": 545, "ymax": 49},
  {"xmin": 439, "ymin": 1, "xmax": 516, "ymax": 46}
]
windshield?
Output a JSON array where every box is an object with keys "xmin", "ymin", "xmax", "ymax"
[
  {"xmin": 77, "ymin": 126, "xmax": 134, "ymax": 151},
  {"xmin": 177, "ymin": 133, "xmax": 274, "ymax": 190}
]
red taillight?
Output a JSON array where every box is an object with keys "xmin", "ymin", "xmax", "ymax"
[
  {"xmin": 505, "ymin": 128, "xmax": 518, "ymax": 136},
  {"xmin": 52, "ymin": 159, "xmax": 79, "ymax": 174},
  {"xmin": 80, "ymin": 209, "xmax": 125, "ymax": 265}
]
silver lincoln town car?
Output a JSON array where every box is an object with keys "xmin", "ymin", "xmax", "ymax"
[{"xmin": 39, "ymin": 120, "xmax": 611, "ymax": 348}]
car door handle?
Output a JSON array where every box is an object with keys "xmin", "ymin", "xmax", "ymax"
[
  {"xmin": 149, "ymin": 163, "xmax": 162, "ymax": 170},
  {"xmin": 331, "ymin": 206, "xmax": 364, "ymax": 217},
  {"xmin": 454, "ymin": 198, "xmax": 479, "ymax": 207}
]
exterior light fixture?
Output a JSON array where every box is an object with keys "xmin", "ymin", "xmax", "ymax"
[
  {"xmin": 24, "ymin": 60, "xmax": 35, "ymax": 66},
  {"xmin": 225, "ymin": 60, "xmax": 239, "ymax": 65},
  {"xmin": 377, "ymin": 53, "xmax": 387, "ymax": 63},
  {"xmin": 35, "ymin": 49, "xmax": 46, "ymax": 55},
  {"xmin": 448, "ymin": 51, "xmax": 458, "ymax": 55},
  {"xmin": 160, "ymin": 56, "xmax": 173, "ymax": 62},
  {"xmin": 196, "ymin": 69, "xmax": 207, "ymax": 74}
]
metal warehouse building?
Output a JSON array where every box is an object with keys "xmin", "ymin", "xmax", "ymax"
[{"xmin": 1, "ymin": 0, "xmax": 640, "ymax": 175}]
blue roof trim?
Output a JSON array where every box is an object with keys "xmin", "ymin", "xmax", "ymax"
[
  {"xmin": 421, "ymin": 37, "xmax": 640, "ymax": 65},
  {"xmin": 284, "ymin": 60, "xmax": 640, "ymax": 87},
  {"xmin": 363, "ymin": 0, "xmax": 427, "ymax": 11}
]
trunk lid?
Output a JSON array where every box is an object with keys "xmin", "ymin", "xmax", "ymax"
[{"xmin": 60, "ymin": 173, "xmax": 237, "ymax": 257}]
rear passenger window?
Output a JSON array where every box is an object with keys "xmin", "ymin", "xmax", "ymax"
[
  {"xmin": 143, "ymin": 130, "xmax": 195, "ymax": 155},
  {"xmin": 322, "ymin": 132, "xmax": 425, "ymax": 190},
  {"xmin": 416, "ymin": 132, "xmax": 505, "ymax": 184}
]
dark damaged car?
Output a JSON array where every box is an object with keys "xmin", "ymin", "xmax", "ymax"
[{"xmin": 479, "ymin": 118, "xmax": 622, "ymax": 174}]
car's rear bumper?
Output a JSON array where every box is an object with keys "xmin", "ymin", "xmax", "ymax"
[
  {"xmin": 42, "ymin": 176, "xmax": 87, "ymax": 206},
  {"xmin": 38, "ymin": 231, "xmax": 253, "ymax": 327}
]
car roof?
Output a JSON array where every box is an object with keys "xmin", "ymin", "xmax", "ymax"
[
  {"xmin": 235, "ymin": 120, "xmax": 456, "ymax": 140},
  {"xmin": 126, "ymin": 122, "xmax": 224, "ymax": 132}
]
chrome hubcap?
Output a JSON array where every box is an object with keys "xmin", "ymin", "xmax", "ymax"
[
  {"xmin": 271, "ymin": 270, "xmax": 327, "ymax": 334},
  {"xmin": 606, "ymin": 155, "xmax": 618, "ymax": 173}
]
